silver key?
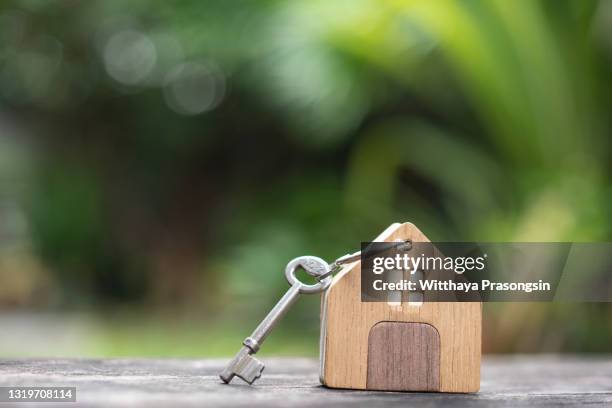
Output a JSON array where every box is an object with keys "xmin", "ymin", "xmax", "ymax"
[{"xmin": 219, "ymin": 256, "xmax": 333, "ymax": 385}]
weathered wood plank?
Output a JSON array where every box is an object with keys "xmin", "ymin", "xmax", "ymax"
[{"xmin": 0, "ymin": 356, "xmax": 610, "ymax": 407}]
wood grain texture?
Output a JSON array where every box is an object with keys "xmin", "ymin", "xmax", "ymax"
[
  {"xmin": 367, "ymin": 322, "xmax": 440, "ymax": 392},
  {"xmin": 0, "ymin": 357, "xmax": 610, "ymax": 407},
  {"xmin": 320, "ymin": 222, "xmax": 481, "ymax": 393}
]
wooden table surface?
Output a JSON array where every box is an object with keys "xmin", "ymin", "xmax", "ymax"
[{"xmin": 1, "ymin": 356, "xmax": 611, "ymax": 407}]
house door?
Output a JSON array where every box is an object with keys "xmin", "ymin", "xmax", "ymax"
[{"xmin": 366, "ymin": 322, "xmax": 441, "ymax": 391}]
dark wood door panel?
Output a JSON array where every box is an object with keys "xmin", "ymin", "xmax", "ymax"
[{"xmin": 367, "ymin": 321, "xmax": 441, "ymax": 391}]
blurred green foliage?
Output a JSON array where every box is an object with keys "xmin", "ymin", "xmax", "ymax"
[{"xmin": 0, "ymin": 0, "xmax": 611, "ymax": 355}]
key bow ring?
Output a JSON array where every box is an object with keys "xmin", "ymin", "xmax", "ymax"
[{"xmin": 285, "ymin": 256, "xmax": 333, "ymax": 294}]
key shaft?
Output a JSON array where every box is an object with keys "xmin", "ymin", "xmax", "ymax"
[{"xmin": 246, "ymin": 282, "xmax": 301, "ymax": 352}]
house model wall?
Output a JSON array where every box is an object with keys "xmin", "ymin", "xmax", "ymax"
[{"xmin": 319, "ymin": 222, "xmax": 481, "ymax": 392}]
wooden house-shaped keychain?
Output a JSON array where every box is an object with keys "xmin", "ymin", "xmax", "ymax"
[{"xmin": 319, "ymin": 222, "xmax": 481, "ymax": 392}]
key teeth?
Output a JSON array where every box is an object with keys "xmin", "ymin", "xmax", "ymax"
[
  {"xmin": 220, "ymin": 351, "xmax": 265, "ymax": 386},
  {"xmin": 241, "ymin": 365, "xmax": 264, "ymax": 385},
  {"xmin": 237, "ymin": 356, "xmax": 265, "ymax": 385}
]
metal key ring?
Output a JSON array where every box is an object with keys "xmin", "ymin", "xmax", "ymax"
[{"xmin": 285, "ymin": 256, "xmax": 333, "ymax": 294}]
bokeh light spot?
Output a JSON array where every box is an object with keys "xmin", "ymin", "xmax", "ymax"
[
  {"xmin": 103, "ymin": 30, "xmax": 157, "ymax": 86},
  {"xmin": 162, "ymin": 62, "xmax": 225, "ymax": 115}
]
